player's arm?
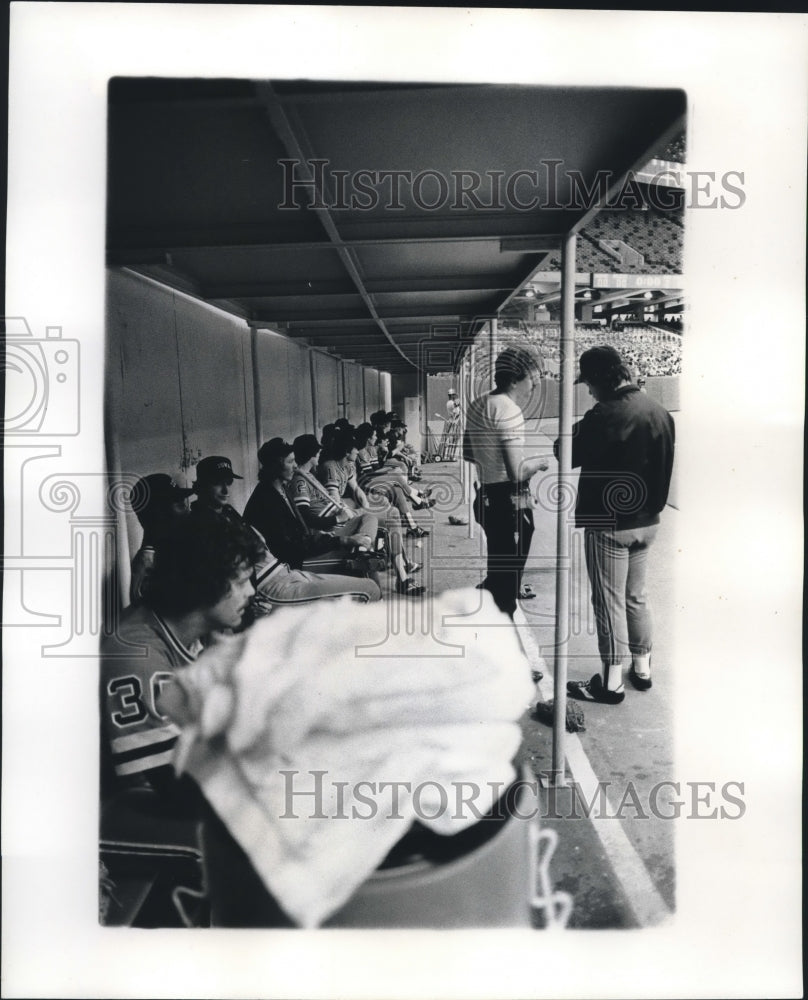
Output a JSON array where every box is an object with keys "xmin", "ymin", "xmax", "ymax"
[
  {"xmin": 290, "ymin": 478, "xmax": 337, "ymax": 530},
  {"xmin": 569, "ymin": 407, "xmax": 603, "ymax": 469},
  {"xmin": 347, "ymin": 474, "xmax": 372, "ymax": 510},
  {"xmin": 554, "ymin": 409, "xmax": 599, "ymax": 468},
  {"xmin": 494, "ymin": 405, "xmax": 550, "ymax": 483},
  {"xmin": 502, "ymin": 438, "xmax": 549, "ymax": 483},
  {"xmin": 129, "ymin": 546, "xmax": 156, "ymax": 606}
]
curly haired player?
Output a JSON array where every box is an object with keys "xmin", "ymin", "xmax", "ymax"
[{"xmin": 101, "ymin": 514, "xmax": 264, "ymax": 801}]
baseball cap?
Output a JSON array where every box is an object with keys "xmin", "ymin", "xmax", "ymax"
[
  {"xmin": 447, "ymin": 388, "xmax": 457, "ymax": 395},
  {"xmin": 193, "ymin": 456, "xmax": 243, "ymax": 486},
  {"xmin": 130, "ymin": 473, "xmax": 194, "ymax": 512},
  {"xmin": 574, "ymin": 345, "xmax": 625, "ymax": 384}
]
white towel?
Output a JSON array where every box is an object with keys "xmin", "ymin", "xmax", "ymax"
[{"xmin": 161, "ymin": 588, "xmax": 533, "ymax": 927}]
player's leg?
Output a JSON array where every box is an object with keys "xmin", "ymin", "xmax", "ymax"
[
  {"xmin": 625, "ymin": 524, "xmax": 659, "ymax": 689},
  {"xmin": 479, "ymin": 486, "xmax": 520, "ymax": 619},
  {"xmin": 334, "ymin": 511, "xmax": 378, "ymax": 550},
  {"xmin": 568, "ymin": 528, "xmax": 629, "ymax": 704},
  {"xmin": 258, "ymin": 564, "xmax": 381, "ymax": 604}
]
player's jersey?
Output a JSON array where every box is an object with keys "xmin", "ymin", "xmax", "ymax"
[
  {"xmin": 289, "ymin": 468, "xmax": 343, "ymax": 522},
  {"xmin": 317, "ymin": 459, "xmax": 355, "ymax": 505},
  {"xmin": 355, "ymin": 447, "xmax": 379, "ymax": 489},
  {"xmin": 101, "ymin": 604, "xmax": 201, "ymax": 780}
]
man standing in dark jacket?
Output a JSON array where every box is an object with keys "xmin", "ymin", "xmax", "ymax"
[{"xmin": 555, "ymin": 346, "xmax": 675, "ymax": 704}]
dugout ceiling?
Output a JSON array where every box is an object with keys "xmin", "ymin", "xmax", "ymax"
[{"xmin": 106, "ymin": 79, "xmax": 685, "ymax": 375}]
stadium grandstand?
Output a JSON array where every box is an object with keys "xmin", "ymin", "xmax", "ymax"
[
  {"xmin": 494, "ymin": 131, "xmax": 685, "ymax": 383},
  {"xmin": 502, "ymin": 322, "xmax": 682, "ymax": 379}
]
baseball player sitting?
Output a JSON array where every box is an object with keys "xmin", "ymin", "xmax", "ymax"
[
  {"xmin": 189, "ymin": 455, "xmax": 245, "ymax": 527},
  {"xmin": 127, "ymin": 473, "xmax": 193, "ymax": 606},
  {"xmin": 102, "ymin": 514, "xmax": 265, "ymax": 811},
  {"xmin": 185, "ymin": 451, "xmax": 381, "ymax": 612},
  {"xmin": 245, "ymin": 436, "xmax": 376, "ymax": 570}
]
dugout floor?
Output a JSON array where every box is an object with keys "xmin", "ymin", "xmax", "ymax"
[{"xmin": 402, "ymin": 455, "xmax": 677, "ymax": 929}]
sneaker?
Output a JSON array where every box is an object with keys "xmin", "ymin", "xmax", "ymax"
[
  {"xmin": 412, "ymin": 497, "xmax": 436, "ymax": 510},
  {"xmin": 347, "ymin": 556, "xmax": 388, "ymax": 575},
  {"xmin": 406, "ymin": 562, "xmax": 422, "ymax": 575},
  {"xmin": 406, "ymin": 526, "xmax": 430, "ymax": 538},
  {"xmin": 396, "ymin": 578, "xmax": 426, "ymax": 597},
  {"xmin": 567, "ymin": 673, "xmax": 625, "ymax": 705},
  {"xmin": 628, "ymin": 665, "xmax": 653, "ymax": 691}
]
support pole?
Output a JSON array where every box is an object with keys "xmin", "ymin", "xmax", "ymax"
[
  {"xmin": 104, "ymin": 340, "xmax": 130, "ymax": 614},
  {"xmin": 309, "ymin": 349, "xmax": 319, "ymax": 437},
  {"xmin": 551, "ymin": 231, "xmax": 577, "ymax": 785},
  {"xmin": 465, "ymin": 344, "xmax": 475, "ymax": 538},
  {"xmin": 251, "ymin": 328, "xmax": 263, "ymax": 447}
]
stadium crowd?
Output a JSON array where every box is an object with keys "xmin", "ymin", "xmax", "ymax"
[{"xmin": 511, "ymin": 323, "xmax": 682, "ymax": 378}]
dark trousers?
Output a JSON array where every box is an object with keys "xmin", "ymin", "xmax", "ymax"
[
  {"xmin": 200, "ymin": 801, "xmax": 296, "ymax": 927},
  {"xmin": 473, "ymin": 483, "xmax": 534, "ymax": 619}
]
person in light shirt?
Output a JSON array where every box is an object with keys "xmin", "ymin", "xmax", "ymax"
[{"xmin": 463, "ymin": 345, "xmax": 549, "ymax": 619}]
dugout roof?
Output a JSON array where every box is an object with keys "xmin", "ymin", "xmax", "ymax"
[{"xmin": 107, "ymin": 79, "xmax": 686, "ymax": 375}]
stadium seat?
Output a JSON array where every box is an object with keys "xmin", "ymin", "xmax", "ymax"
[{"xmin": 99, "ymin": 787, "xmax": 208, "ymax": 927}]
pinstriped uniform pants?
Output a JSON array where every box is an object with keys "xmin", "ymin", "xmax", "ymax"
[{"xmin": 583, "ymin": 525, "xmax": 659, "ymax": 667}]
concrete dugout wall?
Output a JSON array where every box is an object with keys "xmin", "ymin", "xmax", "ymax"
[
  {"xmin": 363, "ymin": 367, "xmax": 385, "ymax": 419},
  {"xmin": 311, "ymin": 351, "xmax": 340, "ymax": 431},
  {"xmin": 342, "ymin": 361, "xmax": 366, "ymax": 425},
  {"xmin": 106, "ymin": 269, "xmax": 394, "ymax": 590},
  {"xmin": 253, "ymin": 328, "xmax": 315, "ymax": 445},
  {"xmin": 106, "ymin": 269, "xmax": 259, "ymax": 564}
]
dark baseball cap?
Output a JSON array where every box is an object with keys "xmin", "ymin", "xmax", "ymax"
[
  {"xmin": 130, "ymin": 473, "xmax": 193, "ymax": 512},
  {"xmin": 193, "ymin": 456, "xmax": 243, "ymax": 485},
  {"xmin": 575, "ymin": 345, "xmax": 625, "ymax": 384}
]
